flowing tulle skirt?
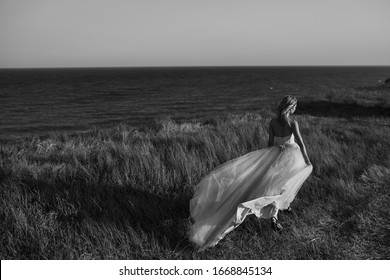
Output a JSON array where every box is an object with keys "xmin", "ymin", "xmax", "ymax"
[{"xmin": 188, "ymin": 142, "xmax": 313, "ymax": 250}]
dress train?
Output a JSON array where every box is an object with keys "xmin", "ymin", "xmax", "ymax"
[{"xmin": 188, "ymin": 134, "xmax": 313, "ymax": 250}]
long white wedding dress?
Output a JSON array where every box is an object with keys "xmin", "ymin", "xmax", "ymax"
[{"xmin": 189, "ymin": 134, "xmax": 313, "ymax": 250}]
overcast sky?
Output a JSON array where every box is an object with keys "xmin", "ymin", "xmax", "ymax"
[{"xmin": 1, "ymin": 0, "xmax": 389, "ymax": 68}]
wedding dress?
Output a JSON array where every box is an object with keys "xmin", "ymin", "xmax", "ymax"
[{"xmin": 189, "ymin": 134, "xmax": 313, "ymax": 250}]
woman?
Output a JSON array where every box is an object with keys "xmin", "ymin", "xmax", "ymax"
[{"xmin": 188, "ymin": 95, "xmax": 312, "ymax": 250}]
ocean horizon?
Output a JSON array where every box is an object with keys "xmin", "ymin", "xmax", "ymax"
[{"xmin": 1, "ymin": 66, "xmax": 389, "ymax": 140}]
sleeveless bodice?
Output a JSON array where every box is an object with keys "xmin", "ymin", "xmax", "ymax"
[{"xmin": 274, "ymin": 134, "xmax": 294, "ymax": 146}]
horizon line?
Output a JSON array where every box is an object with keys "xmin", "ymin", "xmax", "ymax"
[{"xmin": 1, "ymin": 64, "xmax": 390, "ymax": 70}]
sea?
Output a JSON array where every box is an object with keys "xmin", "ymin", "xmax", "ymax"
[{"xmin": 1, "ymin": 66, "xmax": 389, "ymax": 140}]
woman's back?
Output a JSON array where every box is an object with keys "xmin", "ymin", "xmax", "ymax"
[{"xmin": 270, "ymin": 117, "xmax": 294, "ymax": 137}]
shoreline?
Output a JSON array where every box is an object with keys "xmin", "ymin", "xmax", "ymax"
[{"xmin": 2, "ymin": 95, "xmax": 389, "ymax": 143}]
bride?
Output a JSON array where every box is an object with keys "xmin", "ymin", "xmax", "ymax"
[{"xmin": 188, "ymin": 95, "xmax": 313, "ymax": 250}]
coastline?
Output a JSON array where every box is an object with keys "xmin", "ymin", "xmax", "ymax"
[{"xmin": 2, "ymin": 66, "xmax": 390, "ymax": 142}]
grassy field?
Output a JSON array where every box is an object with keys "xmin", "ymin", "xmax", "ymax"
[{"xmin": 0, "ymin": 85, "xmax": 389, "ymax": 259}]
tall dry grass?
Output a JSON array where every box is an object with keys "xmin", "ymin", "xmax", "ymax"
[{"xmin": 1, "ymin": 89, "xmax": 389, "ymax": 259}]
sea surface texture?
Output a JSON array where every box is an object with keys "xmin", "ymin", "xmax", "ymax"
[{"xmin": 0, "ymin": 66, "xmax": 389, "ymax": 139}]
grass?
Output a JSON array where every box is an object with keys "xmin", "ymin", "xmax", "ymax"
[
  {"xmin": 320, "ymin": 84, "xmax": 390, "ymax": 107},
  {"xmin": 0, "ymin": 86, "xmax": 389, "ymax": 259}
]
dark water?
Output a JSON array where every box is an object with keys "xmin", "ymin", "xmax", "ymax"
[{"xmin": 1, "ymin": 66, "xmax": 389, "ymax": 139}]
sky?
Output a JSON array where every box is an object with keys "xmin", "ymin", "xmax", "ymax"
[{"xmin": 1, "ymin": 0, "xmax": 389, "ymax": 68}]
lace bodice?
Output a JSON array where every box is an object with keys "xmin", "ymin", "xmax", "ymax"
[{"xmin": 274, "ymin": 134, "xmax": 294, "ymax": 146}]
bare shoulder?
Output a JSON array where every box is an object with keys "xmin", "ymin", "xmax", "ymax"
[{"xmin": 291, "ymin": 119, "xmax": 299, "ymax": 131}]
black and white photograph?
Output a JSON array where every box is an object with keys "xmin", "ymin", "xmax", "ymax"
[{"xmin": 1, "ymin": 0, "xmax": 389, "ymax": 270}]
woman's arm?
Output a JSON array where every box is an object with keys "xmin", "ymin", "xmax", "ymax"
[
  {"xmin": 291, "ymin": 120, "xmax": 311, "ymax": 165},
  {"xmin": 268, "ymin": 120, "xmax": 274, "ymax": 147}
]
